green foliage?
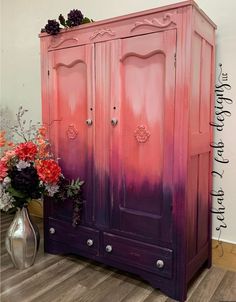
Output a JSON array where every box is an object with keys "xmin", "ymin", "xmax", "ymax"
[
  {"xmin": 7, "ymin": 187, "xmax": 27, "ymax": 199},
  {"xmin": 81, "ymin": 17, "xmax": 93, "ymax": 24},
  {"xmin": 56, "ymin": 11, "xmax": 94, "ymax": 31},
  {"xmin": 66, "ymin": 178, "xmax": 85, "ymax": 227},
  {"xmin": 67, "ymin": 178, "xmax": 85, "ymax": 198},
  {"xmin": 59, "ymin": 14, "xmax": 67, "ymax": 27},
  {"xmin": 66, "ymin": 19, "xmax": 72, "ymax": 27}
]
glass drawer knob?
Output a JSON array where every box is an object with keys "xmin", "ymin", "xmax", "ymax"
[
  {"xmin": 105, "ymin": 245, "xmax": 113, "ymax": 253},
  {"xmin": 156, "ymin": 260, "xmax": 164, "ymax": 269},
  {"xmin": 86, "ymin": 119, "xmax": 93, "ymax": 126},
  {"xmin": 49, "ymin": 227, "xmax": 55, "ymax": 234},
  {"xmin": 87, "ymin": 239, "xmax": 94, "ymax": 247}
]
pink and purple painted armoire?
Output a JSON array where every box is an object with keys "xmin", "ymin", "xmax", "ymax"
[{"xmin": 39, "ymin": 1, "xmax": 216, "ymax": 301}]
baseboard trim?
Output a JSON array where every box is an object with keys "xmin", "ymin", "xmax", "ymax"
[{"xmin": 212, "ymin": 237, "xmax": 236, "ymax": 245}]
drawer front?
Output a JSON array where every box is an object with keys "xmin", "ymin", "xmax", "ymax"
[
  {"xmin": 102, "ymin": 233, "xmax": 173, "ymax": 278},
  {"xmin": 47, "ymin": 218, "xmax": 99, "ymax": 255}
]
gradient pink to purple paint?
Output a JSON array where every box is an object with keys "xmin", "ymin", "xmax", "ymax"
[{"xmin": 40, "ymin": 1, "xmax": 216, "ymax": 300}]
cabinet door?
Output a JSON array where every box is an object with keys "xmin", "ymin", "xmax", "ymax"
[
  {"xmin": 96, "ymin": 30, "xmax": 176, "ymax": 244},
  {"xmin": 47, "ymin": 45, "xmax": 94, "ymax": 225}
]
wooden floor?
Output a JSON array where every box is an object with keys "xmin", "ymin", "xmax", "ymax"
[
  {"xmin": 1, "ymin": 213, "xmax": 236, "ymax": 302},
  {"xmin": 212, "ymin": 239, "xmax": 236, "ymax": 272}
]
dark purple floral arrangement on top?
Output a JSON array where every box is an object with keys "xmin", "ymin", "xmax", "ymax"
[{"xmin": 41, "ymin": 9, "xmax": 94, "ymax": 35}]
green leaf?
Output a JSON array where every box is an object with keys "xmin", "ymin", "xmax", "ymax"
[
  {"xmin": 66, "ymin": 19, "xmax": 72, "ymax": 27},
  {"xmin": 7, "ymin": 187, "xmax": 27, "ymax": 198},
  {"xmin": 59, "ymin": 14, "xmax": 67, "ymax": 27},
  {"xmin": 82, "ymin": 17, "xmax": 93, "ymax": 24}
]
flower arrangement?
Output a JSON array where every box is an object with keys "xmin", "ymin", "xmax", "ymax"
[
  {"xmin": 41, "ymin": 9, "xmax": 94, "ymax": 35},
  {"xmin": 0, "ymin": 107, "xmax": 84, "ymax": 226}
]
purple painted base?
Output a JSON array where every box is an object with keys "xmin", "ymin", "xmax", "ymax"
[
  {"xmin": 44, "ymin": 238, "xmax": 186, "ymax": 301},
  {"xmin": 44, "ymin": 206, "xmax": 211, "ymax": 302}
]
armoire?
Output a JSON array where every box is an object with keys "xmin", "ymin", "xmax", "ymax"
[{"xmin": 39, "ymin": 1, "xmax": 216, "ymax": 301}]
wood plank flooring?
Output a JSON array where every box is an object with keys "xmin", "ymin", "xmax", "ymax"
[
  {"xmin": 212, "ymin": 239, "xmax": 236, "ymax": 272},
  {"xmin": 1, "ymin": 213, "xmax": 236, "ymax": 302}
]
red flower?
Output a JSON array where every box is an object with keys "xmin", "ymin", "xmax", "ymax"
[
  {"xmin": 36, "ymin": 159, "xmax": 61, "ymax": 184},
  {"xmin": 15, "ymin": 142, "xmax": 37, "ymax": 161},
  {"xmin": 0, "ymin": 161, "xmax": 8, "ymax": 181}
]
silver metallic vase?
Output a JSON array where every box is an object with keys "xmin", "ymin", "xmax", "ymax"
[{"xmin": 5, "ymin": 206, "xmax": 40, "ymax": 269}]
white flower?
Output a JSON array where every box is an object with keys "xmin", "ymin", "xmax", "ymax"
[
  {"xmin": 0, "ymin": 186, "xmax": 14, "ymax": 212},
  {"xmin": 16, "ymin": 160, "xmax": 30, "ymax": 171},
  {"xmin": 39, "ymin": 180, "xmax": 44, "ymax": 187},
  {"xmin": 2, "ymin": 176, "xmax": 11, "ymax": 188},
  {"xmin": 45, "ymin": 184, "xmax": 60, "ymax": 197}
]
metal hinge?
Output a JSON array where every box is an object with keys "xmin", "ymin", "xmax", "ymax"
[{"xmin": 174, "ymin": 53, "xmax": 176, "ymax": 68}]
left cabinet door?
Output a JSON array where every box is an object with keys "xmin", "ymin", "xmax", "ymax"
[{"xmin": 46, "ymin": 45, "xmax": 95, "ymax": 226}]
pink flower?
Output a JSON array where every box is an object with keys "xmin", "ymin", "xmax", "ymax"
[
  {"xmin": 7, "ymin": 142, "xmax": 15, "ymax": 147},
  {"xmin": 1, "ymin": 150, "xmax": 16, "ymax": 163},
  {"xmin": 0, "ymin": 161, "xmax": 8, "ymax": 181},
  {"xmin": 38, "ymin": 126, "xmax": 47, "ymax": 138}
]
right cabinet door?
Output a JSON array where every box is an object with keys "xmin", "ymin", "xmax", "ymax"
[{"xmin": 109, "ymin": 30, "xmax": 177, "ymax": 244}]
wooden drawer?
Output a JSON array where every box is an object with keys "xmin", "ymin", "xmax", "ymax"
[
  {"xmin": 102, "ymin": 233, "xmax": 173, "ymax": 278},
  {"xmin": 47, "ymin": 218, "xmax": 99, "ymax": 255}
]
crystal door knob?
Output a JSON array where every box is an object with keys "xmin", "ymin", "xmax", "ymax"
[
  {"xmin": 105, "ymin": 245, "xmax": 113, "ymax": 253},
  {"xmin": 86, "ymin": 119, "xmax": 93, "ymax": 126},
  {"xmin": 87, "ymin": 239, "xmax": 94, "ymax": 247},
  {"xmin": 49, "ymin": 227, "xmax": 56, "ymax": 234},
  {"xmin": 111, "ymin": 118, "xmax": 118, "ymax": 126},
  {"xmin": 156, "ymin": 259, "xmax": 164, "ymax": 269}
]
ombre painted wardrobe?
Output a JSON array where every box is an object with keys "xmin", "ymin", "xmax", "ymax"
[{"xmin": 39, "ymin": 1, "xmax": 216, "ymax": 300}]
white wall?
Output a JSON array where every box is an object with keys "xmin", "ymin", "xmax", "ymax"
[{"xmin": 1, "ymin": 0, "xmax": 236, "ymax": 243}]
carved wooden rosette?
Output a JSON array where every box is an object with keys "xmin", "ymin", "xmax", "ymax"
[{"xmin": 134, "ymin": 125, "xmax": 151, "ymax": 143}]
